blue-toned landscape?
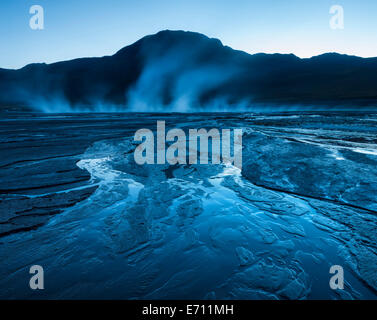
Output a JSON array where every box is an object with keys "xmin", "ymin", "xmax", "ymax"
[
  {"xmin": 0, "ymin": 111, "xmax": 376, "ymax": 299},
  {"xmin": 1, "ymin": 0, "xmax": 377, "ymax": 301}
]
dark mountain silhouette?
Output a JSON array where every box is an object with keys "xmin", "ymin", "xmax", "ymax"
[{"xmin": 1, "ymin": 30, "xmax": 377, "ymax": 111}]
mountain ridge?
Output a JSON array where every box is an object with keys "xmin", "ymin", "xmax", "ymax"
[{"xmin": 1, "ymin": 30, "xmax": 377, "ymax": 111}]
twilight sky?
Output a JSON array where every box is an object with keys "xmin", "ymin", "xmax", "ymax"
[{"xmin": 1, "ymin": 0, "xmax": 377, "ymax": 69}]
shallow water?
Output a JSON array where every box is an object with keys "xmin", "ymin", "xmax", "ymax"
[{"xmin": 0, "ymin": 112, "xmax": 376, "ymax": 299}]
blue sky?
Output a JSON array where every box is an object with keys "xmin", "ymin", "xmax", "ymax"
[{"xmin": 1, "ymin": 0, "xmax": 377, "ymax": 69}]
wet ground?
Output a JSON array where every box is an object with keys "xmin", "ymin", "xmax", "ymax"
[{"xmin": 0, "ymin": 111, "xmax": 376, "ymax": 299}]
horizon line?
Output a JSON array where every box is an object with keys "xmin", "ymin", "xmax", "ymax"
[{"xmin": 2, "ymin": 29, "xmax": 377, "ymax": 71}]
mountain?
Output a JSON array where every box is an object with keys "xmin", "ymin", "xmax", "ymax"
[{"xmin": 1, "ymin": 30, "xmax": 377, "ymax": 111}]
